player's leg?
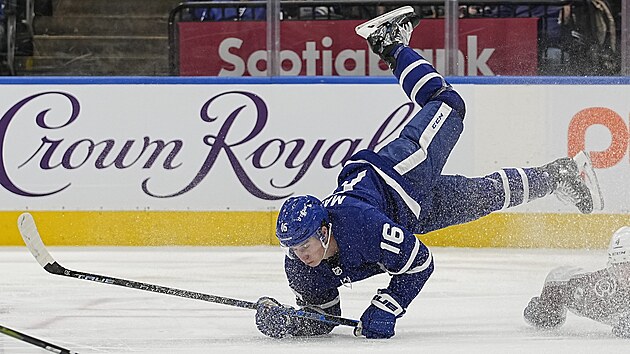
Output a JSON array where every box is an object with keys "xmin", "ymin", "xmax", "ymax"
[
  {"xmin": 376, "ymin": 102, "xmax": 463, "ymax": 196},
  {"xmin": 417, "ymin": 152, "xmax": 603, "ymax": 233},
  {"xmin": 416, "ymin": 167, "xmax": 554, "ymax": 232},
  {"xmin": 356, "ymin": 7, "xmax": 466, "ymax": 191},
  {"xmin": 376, "ymin": 46, "xmax": 466, "ymax": 184},
  {"xmin": 356, "ymin": 6, "xmax": 465, "ymax": 117}
]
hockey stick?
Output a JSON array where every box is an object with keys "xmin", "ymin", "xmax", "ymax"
[
  {"xmin": 0, "ymin": 324, "xmax": 77, "ymax": 354},
  {"xmin": 17, "ymin": 213, "xmax": 359, "ymax": 329}
]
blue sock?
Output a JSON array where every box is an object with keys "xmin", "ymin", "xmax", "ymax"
[{"xmin": 392, "ymin": 46, "xmax": 466, "ymax": 118}]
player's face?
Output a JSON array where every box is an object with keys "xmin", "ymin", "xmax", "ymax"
[
  {"xmin": 291, "ymin": 236, "xmax": 326, "ymax": 267},
  {"xmin": 610, "ymin": 262, "xmax": 630, "ymax": 287}
]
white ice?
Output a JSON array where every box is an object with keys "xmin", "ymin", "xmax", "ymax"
[{"xmin": 1, "ymin": 246, "xmax": 627, "ymax": 353}]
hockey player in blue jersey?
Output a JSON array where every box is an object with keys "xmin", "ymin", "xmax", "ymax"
[{"xmin": 255, "ymin": 6, "xmax": 604, "ymax": 339}]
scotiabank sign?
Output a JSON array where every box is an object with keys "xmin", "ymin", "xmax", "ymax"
[{"xmin": 178, "ymin": 18, "xmax": 538, "ymax": 76}]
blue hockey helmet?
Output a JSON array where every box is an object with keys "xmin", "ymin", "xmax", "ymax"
[{"xmin": 276, "ymin": 195, "xmax": 329, "ymax": 248}]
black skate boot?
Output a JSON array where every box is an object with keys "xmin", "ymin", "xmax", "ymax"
[
  {"xmin": 540, "ymin": 151, "xmax": 604, "ymax": 214},
  {"xmin": 355, "ymin": 6, "xmax": 420, "ymax": 70}
]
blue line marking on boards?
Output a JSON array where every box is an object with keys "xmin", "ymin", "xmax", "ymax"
[{"xmin": 1, "ymin": 76, "xmax": 630, "ymax": 85}]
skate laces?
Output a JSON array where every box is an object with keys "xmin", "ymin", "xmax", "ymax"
[
  {"xmin": 369, "ymin": 15, "xmax": 412, "ymax": 52},
  {"xmin": 554, "ymin": 179, "xmax": 580, "ymax": 205},
  {"xmin": 546, "ymin": 151, "xmax": 602, "ymax": 214},
  {"xmin": 552, "ymin": 162, "xmax": 591, "ymax": 212}
]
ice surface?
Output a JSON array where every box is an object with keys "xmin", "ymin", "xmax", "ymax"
[{"xmin": 1, "ymin": 246, "xmax": 627, "ymax": 353}]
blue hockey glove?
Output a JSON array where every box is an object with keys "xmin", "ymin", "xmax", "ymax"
[
  {"xmin": 357, "ymin": 292, "xmax": 405, "ymax": 339},
  {"xmin": 612, "ymin": 315, "xmax": 630, "ymax": 338},
  {"xmin": 255, "ymin": 297, "xmax": 296, "ymax": 338}
]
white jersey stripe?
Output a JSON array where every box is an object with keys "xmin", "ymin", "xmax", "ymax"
[
  {"xmin": 394, "ymin": 103, "xmax": 452, "ymax": 175},
  {"xmin": 406, "ymin": 248, "xmax": 433, "ymax": 274},
  {"xmin": 290, "ymin": 289, "xmax": 340, "ymax": 310},
  {"xmin": 410, "ymin": 72, "xmax": 442, "ymax": 105},
  {"xmin": 399, "ymin": 59, "xmax": 431, "ymax": 87},
  {"xmin": 517, "ymin": 168, "xmax": 529, "ymax": 204},
  {"xmin": 313, "ymin": 296, "xmax": 340, "ymax": 310},
  {"xmin": 498, "ymin": 169, "xmax": 510, "ymax": 210},
  {"xmin": 344, "ymin": 160, "xmax": 421, "ymax": 219},
  {"xmin": 387, "ymin": 237, "xmax": 421, "ymax": 275}
]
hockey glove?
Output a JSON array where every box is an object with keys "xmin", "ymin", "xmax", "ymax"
[
  {"xmin": 523, "ymin": 296, "xmax": 566, "ymax": 329},
  {"xmin": 357, "ymin": 291, "xmax": 405, "ymax": 339},
  {"xmin": 612, "ymin": 315, "xmax": 630, "ymax": 339},
  {"xmin": 290, "ymin": 305, "xmax": 339, "ymax": 336},
  {"xmin": 255, "ymin": 296, "xmax": 296, "ymax": 338}
]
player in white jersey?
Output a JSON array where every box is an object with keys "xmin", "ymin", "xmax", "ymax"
[{"xmin": 525, "ymin": 227, "xmax": 630, "ymax": 338}]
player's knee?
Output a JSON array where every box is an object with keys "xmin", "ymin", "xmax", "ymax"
[{"xmin": 434, "ymin": 89, "xmax": 466, "ymax": 119}]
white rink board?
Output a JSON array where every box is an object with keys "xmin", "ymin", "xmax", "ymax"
[{"xmin": 0, "ymin": 83, "xmax": 627, "ymax": 212}]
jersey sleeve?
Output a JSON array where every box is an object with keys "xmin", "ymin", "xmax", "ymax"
[
  {"xmin": 283, "ymin": 256, "xmax": 342, "ymax": 336},
  {"xmin": 360, "ymin": 208, "xmax": 434, "ymax": 309}
]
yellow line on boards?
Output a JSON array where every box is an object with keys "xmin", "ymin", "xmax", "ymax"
[
  {"xmin": 0, "ymin": 211, "xmax": 627, "ymax": 248},
  {"xmin": 1, "ymin": 211, "xmax": 276, "ymax": 246}
]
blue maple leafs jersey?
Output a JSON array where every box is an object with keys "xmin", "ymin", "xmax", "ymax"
[
  {"xmin": 285, "ymin": 148, "xmax": 434, "ymax": 313},
  {"xmin": 280, "ymin": 45, "xmax": 558, "ymax": 336}
]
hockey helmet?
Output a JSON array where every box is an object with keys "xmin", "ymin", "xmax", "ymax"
[
  {"xmin": 276, "ymin": 195, "xmax": 329, "ymax": 248},
  {"xmin": 608, "ymin": 226, "xmax": 630, "ymax": 265}
]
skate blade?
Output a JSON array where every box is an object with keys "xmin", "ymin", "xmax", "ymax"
[
  {"xmin": 573, "ymin": 151, "xmax": 604, "ymax": 211},
  {"xmin": 355, "ymin": 6, "xmax": 415, "ymax": 39}
]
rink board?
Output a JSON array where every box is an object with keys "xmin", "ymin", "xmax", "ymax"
[
  {"xmin": 0, "ymin": 211, "xmax": 627, "ymax": 249},
  {"xmin": 0, "ymin": 77, "xmax": 628, "ymax": 247}
]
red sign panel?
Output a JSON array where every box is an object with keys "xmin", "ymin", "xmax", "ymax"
[{"xmin": 179, "ymin": 18, "xmax": 538, "ymax": 76}]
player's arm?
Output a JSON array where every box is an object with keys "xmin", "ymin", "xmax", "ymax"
[
  {"xmin": 523, "ymin": 266, "xmax": 582, "ymax": 329},
  {"xmin": 255, "ymin": 295, "xmax": 341, "ymax": 338},
  {"xmin": 255, "ymin": 257, "xmax": 341, "ymax": 338},
  {"xmin": 358, "ymin": 211, "xmax": 434, "ymax": 339}
]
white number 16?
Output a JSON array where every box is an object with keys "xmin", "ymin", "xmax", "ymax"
[{"xmin": 380, "ymin": 223, "xmax": 404, "ymax": 254}]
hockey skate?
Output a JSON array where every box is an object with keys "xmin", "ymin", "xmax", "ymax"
[
  {"xmin": 541, "ymin": 151, "xmax": 604, "ymax": 214},
  {"xmin": 355, "ymin": 6, "xmax": 420, "ymax": 69}
]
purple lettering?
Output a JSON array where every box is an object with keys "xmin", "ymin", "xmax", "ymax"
[
  {"xmin": 322, "ymin": 139, "xmax": 362, "ymax": 169},
  {"xmin": 367, "ymin": 102, "xmax": 415, "ymax": 150},
  {"xmin": 143, "ymin": 91, "xmax": 290, "ymax": 200},
  {"xmin": 271, "ymin": 139, "xmax": 325, "ymax": 189},
  {"xmin": 1, "ymin": 90, "xmax": 417, "ymax": 201},
  {"xmin": 0, "ymin": 92, "xmax": 79, "ymax": 196},
  {"xmin": 250, "ymin": 138, "xmax": 285, "ymax": 169},
  {"xmin": 95, "ymin": 138, "xmax": 183, "ymax": 169}
]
